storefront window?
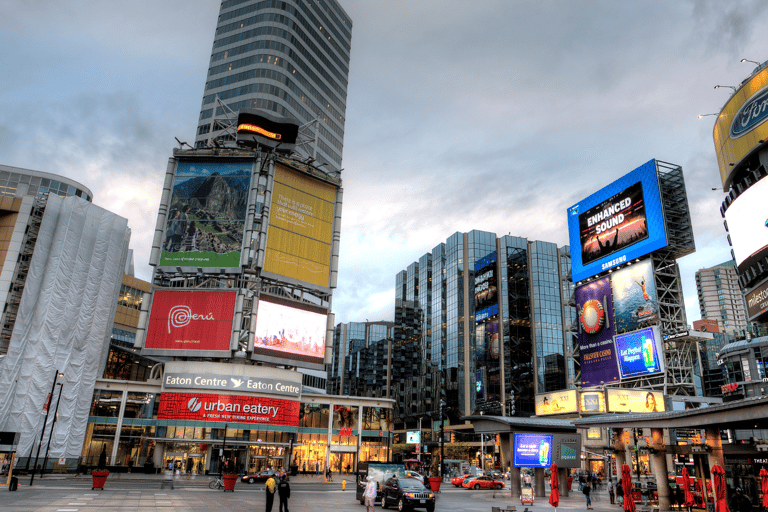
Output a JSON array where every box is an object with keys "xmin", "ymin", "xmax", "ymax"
[
  {"xmin": 90, "ymin": 390, "xmax": 123, "ymax": 417},
  {"xmin": 299, "ymin": 402, "xmax": 329, "ymax": 428},
  {"xmin": 294, "ymin": 433, "xmax": 327, "ymax": 474},
  {"xmin": 81, "ymin": 423, "xmax": 117, "ymax": 465},
  {"xmin": 360, "ymin": 436, "xmax": 388, "ymax": 462},
  {"xmin": 123, "ymin": 392, "xmax": 156, "ymax": 419},
  {"xmin": 332, "ymin": 405, "xmax": 358, "ymax": 429},
  {"xmin": 115, "ymin": 425, "xmax": 155, "ymax": 467},
  {"xmin": 362, "ymin": 407, "xmax": 392, "ymax": 431}
]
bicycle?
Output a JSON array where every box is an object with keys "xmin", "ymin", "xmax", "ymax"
[{"xmin": 209, "ymin": 476, "xmax": 224, "ymax": 489}]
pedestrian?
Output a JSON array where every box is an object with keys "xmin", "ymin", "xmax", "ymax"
[
  {"xmin": 583, "ymin": 481, "xmax": 593, "ymax": 510},
  {"xmin": 609, "ymin": 480, "xmax": 615, "ymax": 504},
  {"xmin": 277, "ymin": 474, "xmax": 291, "ymax": 512},
  {"xmin": 729, "ymin": 487, "xmax": 752, "ymax": 512},
  {"xmin": 302, "ymin": 462, "xmax": 306, "ymax": 475},
  {"xmin": 265, "ymin": 473, "xmax": 277, "ymax": 512},
  {"xmin": 364, "ymin": 475, "xmax": 378, "ymax": 512},
  {"xmin": 617, "ymin": 480, "xmax": 624, "ymax": 506}
]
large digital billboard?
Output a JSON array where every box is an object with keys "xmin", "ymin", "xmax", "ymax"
[
  {"xmin": 568, "ymin": 160, "xmax": 668, "ymax": 282},
  {"xmin": 474, "ymin": 251, "xmax": 498, "ymax": 319},
  {"xmin": 513, "ymin": 433, "xmax": 553, "ymax": 468},
  {"xmin": 143, "ymin": 290, "xmax": 236, "ymax": 354},
  {"xmin": 157, "ymin": 392, "xmax": 300, "ymax": 426},
  {"xmin": 724, "ymin": 175, "xmax": 768, "ymax": 274},
  {"xmin": 606, "ymin": 388, "xmax": 665, "ymax": 413},
  {"xmin": 576, "ymin": 277, "xmax": 620, "ymax": 387},
  {"xmin": 534, "ymin": 390, "xmax": 578, "ymax": 416},
  {"xmin": 263, "ymin": 163, "xmax": 336, "ymax": 289},
  {"xmin": 159, "ymin": 160, "xmax": 251, "ymax": 269},
  {"xmin": 610, "ymin": 260, "xmax": 659, "ymax": 334},
  {"xmin": 746, "ymin": 277, "xmax": 768, "ymax": 322},
  {"xmin": 614, "ymin": 326, "xmax": 664, "ymax": 379},
  {"xmin": 713, "ymin": 66, "xmax": 768, "ymax": 188},
  {"xmin": 252, "ymin": 296, "xmax": 326, "ymax": 366}
]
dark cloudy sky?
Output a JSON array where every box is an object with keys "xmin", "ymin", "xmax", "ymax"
[{"xmin": 2, "ymin": 1, "xmax": 767, "ymax": 325}]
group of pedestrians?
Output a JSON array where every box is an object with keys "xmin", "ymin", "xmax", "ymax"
[{"xmin": 264, "ymin": 473, "xmax": 291, "ymax": 512}]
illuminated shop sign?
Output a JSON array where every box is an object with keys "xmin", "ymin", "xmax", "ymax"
[
  {"xmin": 614, "ymin": 326, "xmax": 664, "ymax": 379},
  {"xmin": 606, "ymin": 388, "xmax": 665, "ymax": 413},
  {"xmin": 144, "ymin": 290, "xmax": 236, "ymax": 353},
  {"xmin": 163, "ymin": 372, "xmax": 301, "ymax": 398},
  {"xmin": 157, "ymin": 392, "xmax": 300, "ymax": 426},
  {"xmin": 567, "ymin": 160, "xmax": 668, "ymax": 282},
  {"xmin": 513, "ymin": 433, "xmax": 553, "ymax": 467}
]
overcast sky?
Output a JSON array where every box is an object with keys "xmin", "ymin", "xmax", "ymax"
[{"xmin": 2, "ymin": 1, "xmax": 767, "ymax": 326}]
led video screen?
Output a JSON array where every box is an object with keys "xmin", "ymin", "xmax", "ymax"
[
  {"xmin": 252, "ymin": 296, "xmax": 326, "ymax": 366},
  {"xmin": 534, "ymin": 390, "xmax": 578, "ymax": 416},
  {"xmin": 606, "ymin": 388, "xmax": 665, "ymax": 413},
  {"xmin": 724, "ymin": 175, "xmax": 768, "ymax": 273},
  {"xmin": 568, "ymin": 160, "xmax": 668, "ymax": 282},
  {"xmin": 614, "ymin": 326, "xmax": 664, "ymax": 379},
  {"xmin": 513, "ymin": 434, "xmax": 553, "ymax": 468},
  {"xmin": 610, "ymin": 260, "xmax": 659, "ymax": 334}
]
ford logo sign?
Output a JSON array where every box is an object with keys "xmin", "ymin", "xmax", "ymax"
[{"xmin": 730, "ymin": 84, "xmax": 768, "ymax": 138}]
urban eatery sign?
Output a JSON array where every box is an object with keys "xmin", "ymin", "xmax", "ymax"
[
  {"xmin": 163, "ymin": 372, "xmax": 301, "ymax": 398},
  {"xmin": 157, "ymin": 392, "xmax": 300, "ymax": 426}
]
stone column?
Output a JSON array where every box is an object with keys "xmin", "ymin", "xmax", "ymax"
[
  {"xmin": 510, "ymin": 466, "xmax": 521, "ymax": 498},
  {"xmin": 558, "ymin": 466, "xmax": 569, "ymax": 497},
  {"xmin": 613, "ymin": 428, "xmax": 626, "ymax": 481},
  {"xmin": 705, "ymin": 427, "xmax": 724, "ymax": 468},
  {"xmin": 649, "ymin": 428, "xmax": 671, "ymax": 511},
  {"xmin": 534, "ymin": 467, "xmax": 546, "ymax": 497}
]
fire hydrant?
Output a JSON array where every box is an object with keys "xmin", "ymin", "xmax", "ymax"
[{"xmin": 342, "ymin": 480, "xmax": 346, "ymax": 491}]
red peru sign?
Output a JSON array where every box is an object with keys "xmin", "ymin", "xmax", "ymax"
[
  {"xmin": 158, "ymin": 392, "xmax": 300, "ymax": 426},
  {"xmin": 145, "ymin": 290, "xmax": 236, "ymax": 352}
]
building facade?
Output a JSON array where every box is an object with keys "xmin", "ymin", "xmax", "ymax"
[
  {"xmin": 194, "ymin": 0, "xmax": 352, "ymax": 172},
  {"xmin": 696, "ymin": 261, "xmax": 750, "ymax": 336}
]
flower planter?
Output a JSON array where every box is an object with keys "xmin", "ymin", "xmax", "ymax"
[
  {"xmin": 222, "ymin": 474, "xmax": 238, "ymax": 491},
  {"xmin": 427, "ymin": 477, "xmax": 442, "ymax": 492},
  {"xmin": 91, "ymin": 470, "xmax": 109, "ymax": 490}
]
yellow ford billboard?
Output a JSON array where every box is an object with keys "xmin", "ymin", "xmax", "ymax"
[
  {"xmin": 713, "ymin": 66, "xmax": 768, "ymax": 189},
  {"xmin": 263, "ymin": 163, "xmax": 336, "ymax": 288}
]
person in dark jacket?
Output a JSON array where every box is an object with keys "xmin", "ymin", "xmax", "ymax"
[
  {"xmin": 729, "ymin": 487, "xmax": 751, "ymax": 512},
  {"xmin": 277, "ymin": 474, "xmax": 291, "ymax": 512}
]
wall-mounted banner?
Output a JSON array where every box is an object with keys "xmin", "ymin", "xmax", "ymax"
[
  {"xmin": 162, "ymin": 372, "xmax": 301, "ymax": 398},
  {"xmin": 513, "ymin": 433, "xmax": 553, "ymax": 468},
  {"xmin": 157, "ymin": 392, "xmax": 300, "ymax": 426},
  {"xmin": 576, "ymin": 277, "xmax": 620, "ymax": 387}
]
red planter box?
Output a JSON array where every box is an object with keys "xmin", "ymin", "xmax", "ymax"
[
  {"xmin": 223, "ymin": 474, "xmax": 238, "ymax": 491},
  {"xmin": 427, "ymin": 477, "xmax": 442, "ymax": 492},
  {"xmin": 91, "ymin": 470, "xmax": 109, "ymax": 490}
]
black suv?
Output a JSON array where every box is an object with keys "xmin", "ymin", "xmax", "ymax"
[{"xmin": 380, "ymin": 476, "xmax": 436, "ymax": 512}]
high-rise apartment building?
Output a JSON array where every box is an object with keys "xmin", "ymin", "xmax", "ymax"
[
  {"xmin": 194, "ymin": 0, "xmax": 352, "ymax": 172},
  {"xmin": 696, "ymin": 261, "xmax": 749, "ymax": 336}
]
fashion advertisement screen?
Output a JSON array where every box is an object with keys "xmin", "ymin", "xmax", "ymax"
[
  {"xmin": 534, "ymin": 390, "xmax": 577, "ymax": 416},
  {"xmin": 724, "ymin": 175, "xmax": 768, "ymax": 273},
  {"xmin": 144, "ymin": 290, "xmax": 236, "ymax": 352},
  {"xmin": 513, "ymin": 433, "xmax": 553, "ymax": 468},
  {"xmin": 606, "ymin": 388, "xmax": 665, "ymax": 413},
  {"xmin": 159, "ymin": 160, "xmax": 251, "ymax": 269},
  {"xmin": 576, "ymin": 277, "xmax": 620, "ymax": 387},
  {"xmin": 568, "ymin": 159, "xmax": 668, "ymax": 282},
  {"xmin": 610, "ymin": 260, "xmax": 659, "ymax": 334},
  {"xmin": 253, "ymin": 296, "xmax": 326, "ymax": 365},
  {"xmin": 614, "ymin": 326, "xmax": 664, "ymax": 379}
]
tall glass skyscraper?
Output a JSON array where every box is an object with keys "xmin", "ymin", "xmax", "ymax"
[{"xmin": 194, "ymin": 0, "xmax": 352, "ymax": 172}]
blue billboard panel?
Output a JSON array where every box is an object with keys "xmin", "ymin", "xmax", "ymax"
[
  {"xmin": 614, "ymin": 326, "xmax": 664, "ymax": 379},
  {"xmin": 567, "ymin": 159, "xmax": 667, "ymax": 283},
  {"xmin": 514, "ymin": 433, "xmax": 553, "ymax": 468},
  {"xmin": 576, "ymin": 277, "xmax": 620, "ymax": 388}
]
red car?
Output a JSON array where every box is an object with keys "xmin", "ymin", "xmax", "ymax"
[
  {"xmin": 462, "ymin": 475, "xmax": 505, "ymax": 490},
  {"xmin": 452, "ymin": 474, "xmax": 474, "ymax": 487}
]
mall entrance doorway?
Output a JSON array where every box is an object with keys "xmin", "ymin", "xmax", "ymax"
[{"xmin": 330, "ymin": 451, "xmax": 356, "ymax": 475}]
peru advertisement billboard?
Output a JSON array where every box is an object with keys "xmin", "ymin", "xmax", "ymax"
[
  {"xmin": 614, "ymin": 326, "xmax": 664, "ymax": 379},
  {"xmin": 567, "ymin": 160, "xmax": 668, "ymax": 282},
  {"xmin": 576, "ymin": 277, "xmax": 620, "ymax": 387},
  {"xmin": 263, "ymin": 163, "xmax": 336, "ymax": 289},
  {"xmin": 252, "ymin": 295, "xmax": 326, "ymax": 367},
  {"xmin": 157, "ymin": 392, "xmax": 300, "ymax": 426},
  {"xmin": 610, "ymin": 259, "xmax": 659, "ymax": 334},
  {"xmin": 143, "ymin": 290, "xmax": 236, "ymax": 354},
  {"xmin": 724, "ymin": 175, "xmax": 768, "ymax": 275},
  {"xmin": 713, "ymin": 66, "xmax": 768, "ymax": 189},
  {"xmin": 160, "ymin": 160, "xmax": 252, "ymax": 269}
]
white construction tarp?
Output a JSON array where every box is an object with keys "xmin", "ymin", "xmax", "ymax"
[{"xmin": 0, "ymin": 194, "xmax": 130, "ymax": 461}]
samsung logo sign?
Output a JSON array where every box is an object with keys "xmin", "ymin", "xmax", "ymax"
[{"xmin": 730, "ymin": 85, "xmax": 768, "ymax": 138}]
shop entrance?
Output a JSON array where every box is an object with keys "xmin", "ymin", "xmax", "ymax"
[
  {"xmin": 164, "ymin": 450, "xmax": 207, "ymax": 475},
  {"xmin": 330, "ymin": 451, "xmax": 356, "ymax": 475}
]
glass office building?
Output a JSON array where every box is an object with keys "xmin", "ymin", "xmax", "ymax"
[{"xmin": 194, "ymin": 0, "xmax": 352, "ymax": 172}]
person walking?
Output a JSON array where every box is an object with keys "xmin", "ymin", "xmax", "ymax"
[
  {"xmin": 609, "ymin": 480, "xmax": 615, "ymax": 504},
  {"xmin": 729, "ymin": 487, "xmax": 752, "ymax": 512},
  {"xmin": 265, "ymin": 474, "xmax": 277, "ymax": 512},
  {"xmin": 364, "ymin": 476, "xmax": 378, "ymax": 512},
  {"xmin": 277, "ymin": 474, "xmax": 291, "ymax": 512},
  {"xmin": 583, "ymin": 480, "xmax": 593, "ymax": 509}
]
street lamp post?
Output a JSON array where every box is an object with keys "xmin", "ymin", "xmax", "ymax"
[
  {"xmin": 220, "ymin": 423, "xmax": 229, "ymax": 479},
  {"xmin": 30, "ymin": 369, "xmax": 63, "ymax": 486},
  {"xmin": 40, "ymin": 381, "xmax": 64, "ymax": 478}
]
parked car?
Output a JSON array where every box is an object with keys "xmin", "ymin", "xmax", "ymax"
[
  {"xmin": 241, "ymin": 469, "xmax": 285, "ymax": 484},
  {"xmin": 405, "ymin": 471, "xmax": 425, "ymax": 483},
  {"xmin": 380, "ymin": 475, "xmax": 436, "ymax": 512},
  {"xmin": 462, "ymin": 475, "xmax": 505, "ymax": 490},
  {"xmin": 451, "ymin": 474, "xmax": 474, "ymax": 487}
]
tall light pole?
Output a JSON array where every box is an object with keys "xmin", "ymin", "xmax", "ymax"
[
  {"xmin": 41, "ymin": 382, "xmax": 64, "ymax": 478},
  {"xmin": 30, "ymin": 369, "xmax": 63, "ymax": 486}
]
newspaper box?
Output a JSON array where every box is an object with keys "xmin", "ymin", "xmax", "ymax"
[{"xmin": 521, "ymin": 487, "xmax": 534, "ymax": 505}]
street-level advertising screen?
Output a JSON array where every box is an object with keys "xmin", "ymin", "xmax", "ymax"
[
  {"xmin": 614, "ymin": 326, "xmax": 664, "ymax": 379},
  {"xmin": 610, "ymin": 260, "xmax": 659, "ymax": 334},
  {"xmin": 606, "ymin": 388, "xmax": 665, "ymax": 413},
  {"xmin": 724, "ymin": 175, "xmax": 768, "ymax": 275},
  {"xmin": 576, "ymin": 277, "xmax": 621, "ymax": 387},
  {"xmin": 263, "ymin": 163, "xmax": 336, "ymax": 289},
  {"xmin": 567, "ymin": 160, "xmax": 668, "ymax": 282},
  {"xmin": 157, "ymin": 392, "xmax": 300, "ymax": 426},
  {"xmin": 534, "ymin": 390, "xmax": 578, "ymax": 416},
  {"xmin": 144, "ymin": 290, "xmax": 236, "ymax": 352},
  {"xmin": 252, "ymin": 296, "xmax": 326, "ymax": 365},
  {"xmin": 513, "ymin": 433, "xmax": 553, "ymax": 467},
  {"xmin": 159, "ymin": 160, "xmax": 252, "ymax": 269}
]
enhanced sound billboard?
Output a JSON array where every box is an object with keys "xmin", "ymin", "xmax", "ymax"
[
  {"xmin": 159, "ymin": 160, "xmax": 252, "ymax": 270},
  {"xmin": 724, "ymin": 175, "xmax": 768, "ymax": 275},
  {"xmin": 143, "ymin": 290, "xmax": 236, "ymax": 355},
  {"xmin": 568, "ymin": 160, "xmax": 668, "ymax": 282},
  {"xmin": 263, "ymin": 163, "xmax": 336, "ymax": 289},
  {"xmin": 252, "ymin": 295, "xmax": 326, "ymax": 367}
]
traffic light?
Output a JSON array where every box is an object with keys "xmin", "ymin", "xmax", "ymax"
[{"xmin": 450, "ymin": 433, "xmax": 455, "ymax": 443}]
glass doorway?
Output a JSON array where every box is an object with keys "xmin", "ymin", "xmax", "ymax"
[{"xmin": 330, "ymin": 452, "xmax": 356, "ymax": 475}]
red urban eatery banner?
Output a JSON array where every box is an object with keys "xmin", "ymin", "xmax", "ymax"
[
  {"xmin": 158, "ymin": 392, "xmax": 300, "ymax": 426},
  {"xmin": 145, "ymin": 290, "xmax": 237, "ymax": 351}
]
